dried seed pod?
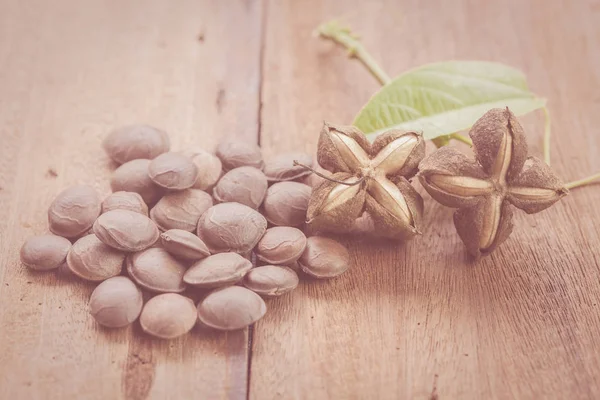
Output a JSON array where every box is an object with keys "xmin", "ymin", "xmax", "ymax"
[
  {"xmin": 369, "ymin": 131, "xmax": 425, "ymax": 178},
  {"xmin": 197, "ymin": 286, "xmax": 267, "ymax": 331},
  {"xmin": 102, "ymin": 191, "xmax": 148, "ymax": 216},
  {"xmin": 140, "ymin": 293, "xmax": 197, "ymax": 339},
  {"xmin": 110, "ymin": 159, "xmax": 164, "ymax": 205},
  {"xmin": 216, "ymin": 139, "xmax": 264, "ymax": 171},
  {"xmin": 306, "ymin": 173, "xmax": 366, "ymax": 233},
  {"xmin": 243, "ymin": 266, "xmax": 299, "ymax": 297},
  {"xmin": 93, "ymin": 210, "xmax": 159, "ymax": 252},
  {"xmin": 183, "ymin": 149, "xmax": 223, "ymax": 191},
  {"xmin": 183, "ymin": 252, "xmax": 252, "ymax": 288},
  {"xmin": 150, "ymin": 189, "xmax": 213, "ymax": 232},
  {"xmin": 262, "ymin": 182, "xmax": 311, "ymax": 227},
  {"xmin": 213, "ymin": 166, "xmax": 268, "ymax": 209},
  {"xmin": 255, "ymin": 226, "xmax": 307, "ymax": 265},
  {"xmin": 418, "ymin": 108, "xmax": 567, "ymax": 257},
  {"xmin": 298, "ymin": 236, "xmax": 350, "ymax": 279},
  {"xmin": 20, "ymin": 235, "xmax": 71, "ymax": 271},
  {"xmin": 196, "ymin": 202, "xmax": 267, "ymax": 254},
  {"xmin": 126, "ymin": 247, "xmax": 187, "ymax": 293},
  {"xmin": 103, "ymin": 124, "xmax": 170, "ymax": 165},
  {"xmin": 89, "ymin": 276, "xmax": 143, "ymax": 328},
  {"xmin": 317, "ymin": 122, "xmax": 371, "ymax": 173},
  {"xmin": 263, "ymin": 152, "xmax": 313, "ymax": 182},
  {"xmin": 148, "ymin": 152, "xmax": 198, "ymax": 190},
  {"xmin": 160, "ymin": 229, "xmax": 210, "ymax": 260},
  {"xmin": 67, "ymin": 234, "xmax": 125, "ymax": 281},
  {"xmin": 48, "ymin": 185, "xmax": 101, "ymax": 238}
]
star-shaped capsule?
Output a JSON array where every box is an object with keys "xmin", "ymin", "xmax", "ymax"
[
  {"xmin": 307, "ymin": 122, "xmax": 426, "ymax": 240},
  {"xmin": 419, "ymin": 108, "xmax": 568, "ymax": 257}
]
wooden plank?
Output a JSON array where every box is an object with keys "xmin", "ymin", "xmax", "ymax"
[
  {"xmin": 252, "ymin": 0, "xmax": 600, "ymax": 399},
  {"xmin": 0, "ymin": 0, "xmax": 263, "ymax": 399}
]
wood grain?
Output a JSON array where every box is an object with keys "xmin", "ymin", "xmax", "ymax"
[
  {"xmin": 253, "ymin": 0, "xmax": 600, "ymax": 399},
  {"xmin": 0, "ymin": 0, "xmax": 262, "ymax": 399}
]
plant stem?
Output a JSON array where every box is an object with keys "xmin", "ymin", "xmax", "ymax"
[
  {"xmin": 293, "ymin": 161, "xmax": 365, "ymax": 186},
  {"xmin": 543, "ymin": 106, "xmax": 551, "ymax": 165},
  {"xmin": 450, "ymin": 133, "xmax": 473, "ymax": 146},
  {"xmin": 565, "ymin": 172, "xmax": 600, "ymax": 190},
  {"xmin": 316, "ymin": 20, "xmax": 391, "ymax": 86}
]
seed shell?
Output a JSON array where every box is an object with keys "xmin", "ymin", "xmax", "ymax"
[
  {"xmin": 140, "ymin": 293, "xmax": 197, "ymax": 339},
  {"xmin": 20, "ymin": 235, "xmax": 72, "ymax": 271},
  {"xmin": 197, "ymin": 286, "xmax": 267, "ymax": 331},
  {"xmin": 89, "ymin": 276, "xmax": 143, "ymax": 328},
  {"xmin": 93, "ymin": 210, "xmax": 159, "ymax": 252}
]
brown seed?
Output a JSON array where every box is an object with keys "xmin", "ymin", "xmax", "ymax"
[
  {"xmin": 89, "ymin": 276, "xmax": 143, "ymax": 328},
  {"xmin": 183, "ymin": 252, "xmax": 252, "ymax": 288},
  {"xmin": 298, "ymin": 236, "xmax": 350, "ymax": 279},
  {"xmin": 148, "ymin": 152, "xmax": 198, "ymax": 190},
  {"xmin": 103, "ymin": 124, "xmax": 170, "ymax": 165},
  {"xmin": 102, "ymin": 191, "xmax": 148, "ymax": 216},
  {"xmin": 213, "ymin": 166, "xmax": 267, "ymax": 209},
  {"xmin": 48, "ymin": 185, "xmax": 101, "ymax": 238},
  {"xmin": 262, "ymin": 182, "xmax": 311, "ymax": 227},
  {"xmin": 216, "ymin": 139, "xmax": 264, "ymax": 171},
  {"xmin": 263, "ymin": 152, "xmax": 313, "ymax": 182},
  {"xmin": 126, "ymin": 247, "xmax": 187, "ymax": 293},
  {"xmin": 140, "ymin": 293, "xmax": 197, "ymax": 339},
  {"xmin": 197, "ymin": 286, "xmax": 267, "ymax": 331},
  {"xmin": 196, "ymin": 202, "xmax": 267, "ymax": 254},
  {"xmin": 243, "ymin": 266, "xmax": 299, "ymax": 297},
  {"xmin": 67, "ymin": 234, "xmax": 125, "ymax": 281},
  {"xmin": 255, "ymin": 226, "xmax": 307, "ymax": 265},
  {"xmin": 183, "ymin": 149, "xmax": 223, "ymax": 191},
  {"xmin": 93, "ymin": 210, "xmax": 159, "ymax": 252},
  {"xmin": 150, "ymin": 189, "xmax": 213, "ymax": 232},
  {"xmin": 110, "ymin": 159, "xmax": 164, "ymax": 205},
  {"xmin": 160, "ymin": 229, "xmax": 210, "ymax": 260},
  {"xmin": 20, "ymin": 235, "xmax": 71, "ymax": 271}
]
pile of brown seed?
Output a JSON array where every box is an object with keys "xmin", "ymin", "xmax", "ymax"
[{"xmin": 19, "ymin": 125, "xmax": 351, "ymax": 339}]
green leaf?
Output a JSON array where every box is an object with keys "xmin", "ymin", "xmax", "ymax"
[{"xmin": 353, "ymin": 61, "xmax": 546, "ymax": 140}]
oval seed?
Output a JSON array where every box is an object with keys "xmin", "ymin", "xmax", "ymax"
[
  {"xmin": 183, "ymin": 149, "xmax": 223, "ymax": 191},
  {"xmin": 48, "ymin": 185, "xmax": 101, "ymax": 238},
  {"xmin": 150, "ymin": 189, "xmax": 213, "ymax": 232},
  {"xmin": 67, "ymin": 234, "xmax": 125, "ymax": 281},
  {"xmin": 255, "ymin": 226, "xmax": 307, "ymax": 265},
  {"xmin": 148, "ymin": 152, "xmax": 198, "ymax": 190},
  {"xmin": 140, "ymin": 293, "xmax": 197, "ymax": 339},
  {"xmin": 126, "ymin": 248, "xmax": 186, "ymax": 293},
  {"xmin": 93, "ymin": 210, "xmax": 159, "ymax": 252},
  {"xmin": 262, "ymin": 182, "xmax": 311, "ymax": 227},
  {"xmin": 196, "ymin": 202, "xmax": 267, "ymax": 254},
  {"xmin": 103, "ymin": 124, "xmax": 170, "ymax": 165},
  {"xmin": 263, "ymin": 152, "xmax": 313, "ymax": 182},
  {"xmin": 20, "ymin": 235, "xmax": 71, "ymax": 271},
  {"xmin": 110, "ymin": 159, "xmax": 164, "ymax": 205},
  {"xmin": 216, "ymin": 139, "xmax": 264, "ymax": 171},
  {"xmin": 213, "ymin": 166, "xmax": 267, "ymax": 209},
  {"xmin": 243, "ymin": 266, "xmax": 299, "ymax": 297},
  {"xmin": 160, "ymin": 229, "xmax": 210, "ymax": 260},
  {"xmin": 298, "ymin": 236, "xmax": 350, "ymax": 279},
  {"xmin": 89, "ymin": 276, "xmax": 143, "ymax": 328},
  {"xmin": 183, "ymin": 252, "xmax": 252, "ymax": 288},
  {"xmin": 102, "ymin": 191, "xmax": 148, "ymax": 216},
  {"xmin": 197, "ymin": 286, "xmax": 267, "ymax": 331}
]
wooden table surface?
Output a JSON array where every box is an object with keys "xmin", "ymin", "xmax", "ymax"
[{"xmin": 1, "ymin": 0, "xmax": 600, "ymax": 399}]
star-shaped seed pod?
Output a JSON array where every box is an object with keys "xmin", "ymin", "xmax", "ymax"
[
  {"xmin": 418, "ymin": 107, "xmax": 568, "ymax": 258},
  {"xmin": 307, "ymin": 122, "xmax": 426, "ymax": 240}
]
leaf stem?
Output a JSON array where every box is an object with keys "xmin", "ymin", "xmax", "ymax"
[
  {"xmin": 450, "ymin": 133, "xmax": 473, "ymax": 146},
  {"xmin": 293, "ymin": 161, "xmax": 365, "ymax": 186},
  {"xmin": 543, "ymin": 106, "xmax": 551, "ymax": 165},
  {"xmin": 565, "ymin": 172, "xmax": 600, "ymax": 190},
  {"xmin": 316, "ymin": 20, "xmax": 391, "ymax": 86}
]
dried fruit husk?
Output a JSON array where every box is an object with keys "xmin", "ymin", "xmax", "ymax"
[
  {"xmin": 150, "ymin": 189, "xmax": 213, "ymax": 232},
  {"xmin": 196, "ymin": 202, "xmax": 267, "ymax": 254},
  {"xmin": 317, "ymin": 122, "xmax": 371, "ymax": 173},
  {"xmin": 197, "ymin": 286, "xmax": 267, "ymax": 331},
  {"xmin": 213, "ymin": 166, "xmax": 268, "ymax": 209},
  {"xmin": 263, "ymin": 152, "xmax": 313, "ymax": 182},
  {"xmin": 243, "ymin": 265, "xmax": 299, "ymax": 297},
  {"xmin": 369, "ymin": 130, "xmax": 425, "ymax": 178}
]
